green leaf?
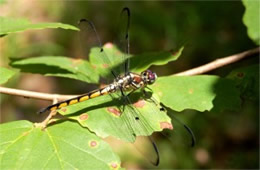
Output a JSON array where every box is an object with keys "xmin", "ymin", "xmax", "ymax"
[
  {"xmin": 0, "ymin": 16, "xmax": 79, "ymax": 36},
  {"xmin": 151, "ymin": 75, "xmax": 241, "ymax": 112},
  {"xmin": 227, "ymin": 64, "xmax": 259, "ymax": 100},
  {"xmin": 89, "ymin": 43, "xmax": 183, "ymax": 78},
  {"xmin": 242, "ymin": 0, "xmax": 260, "ymax": 45},
  {"xmin": 0, "ymin": 67, "xmax": 16, "ymax": 85},
  {"xmin": 130, "ymin": 47, "xmax": 184, "ymax": 72},
  {"xmin": 0, "ymin": 120, "xmax": 122, "ymax": 170},
  {"xmin": 89, "ymin": 44, "xmax": 125, "ymax": 79},
  {"xmin": 57, "ymin": 91, "xmax": 172, "ymax": 143},
  {"xmin": 10, "ymin": 56, "xmax": 99, "ymax": 84}
]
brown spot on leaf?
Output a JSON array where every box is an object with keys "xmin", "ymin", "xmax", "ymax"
[
  {"xmin": 133, "ymin": 100, "xmax": 146, "ymax": 108},
  {"xmin": 160, "ymin": 122, "xmax": 173, "ymax": 130},
  {"xmin": 107, "ymin": 107, "xmax": 121, "ymax": 116},
  {"xmin": 110, "ymin": 162, "xmax": 118, "ymax": 169},
  {"xmin": 92, "ymin": 64, "xmax": 97, "ymax": 69},
  {"xmin": 102, "ymin": 63, "xmax": 109, "ymax": 68},
  {"xmin": 71, "ymin": 59, "xmax": 82, "ymax": 66},
  {"xmin": 237, "ymin": 72, "xmax": 244, "ymax": 78},
  {"xmin": 61, "ymin": 108, "xmax": 67, "ymax": 112},
  {"xmin": 90, "ymin": 140, "xmax": 97, "ymax": 147},
  {"xmin": 104, "ymin": 42, "xmax": 113, "ymax": 48},
  {"xmin": 79, "ymin": 114, "xmax": 89, "ymax": 120},
  {"xmin": 188, "ymin": 89, "xmax": 194, "ymax": 94},
  {"xmin": 170, "ymin": 48, "xmax": 180, "ymax": 56}
]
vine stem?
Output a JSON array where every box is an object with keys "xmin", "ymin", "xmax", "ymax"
[{"xmin": 0, "ymin": 47, "xmax": 259, "ymax": 102}]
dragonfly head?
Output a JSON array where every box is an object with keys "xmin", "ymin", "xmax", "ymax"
[{"xmin": 141, "ymin": 70, "xmax": 157, "ymax": 85}]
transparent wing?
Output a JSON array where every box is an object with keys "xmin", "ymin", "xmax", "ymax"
[
  {"xmin": 78, "ymin": 19, "xmax": 102, "ymax": 60},
  {"xmin": 78, "ymin": 19, "xmax": 119, "ymax": 80},
  {"xmin": 113, "ymin": 7, "xmax": 131, "ymax": 75},
  {"xmin": 79, "ymin": 7, "xmax": 131, "ymax": 80},
  {"xmin": 112, "ymin": 91, "xmax": 166, "ymax": 166},
  {"xmin": 132, "ymin": 136, "xmax": 160, "ymax": 166},
  {"xmin": 161, "ymin": 106, "xmax": 196, "ymax": 148},
  {"xmin": 143, "ymin": 89, "xmax": 196, "ymax": 148}
]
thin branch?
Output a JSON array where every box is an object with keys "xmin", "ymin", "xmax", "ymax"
[
  {"xmin": 174, "ymin": 47, "xmax": 259, "ymax": 76},
  {"xmin": 0, "ymin": 47, "xmax": 259, "ymax": 102},
  {"xmin": 0, "ymin": 87, "xmax": 77, "ymax": 101}
]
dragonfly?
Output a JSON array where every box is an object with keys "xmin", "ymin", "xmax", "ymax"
[
  {"xmin": 39, "ymin": 7, "xmax": 195, "ymax": 166},
  {"xmin": 39, "ymin": 8, "xmax": 156, "ymax": 115}
]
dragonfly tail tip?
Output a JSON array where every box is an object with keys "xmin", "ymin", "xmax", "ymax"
[{"xmin": 37, "ymin": 108, "xmax": 47, "ymax": 114}]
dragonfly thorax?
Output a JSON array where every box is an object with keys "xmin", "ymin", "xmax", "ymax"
[{"xmin": 111, "ymin": 70, "xmax": 157, "ymax": 91}]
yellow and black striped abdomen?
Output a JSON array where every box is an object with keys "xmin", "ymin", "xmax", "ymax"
[{"xmin": 39, "ymin": 86, "xmax": 110, "ymax": 114}]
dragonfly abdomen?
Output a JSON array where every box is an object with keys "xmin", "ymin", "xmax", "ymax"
[
  {"xmin": 39, "ymin": 85, "xmax": 113, "ymax": 113},
  {"xmin": 39, "ymin": 73, "xmax": 145, "ymax": 114}
]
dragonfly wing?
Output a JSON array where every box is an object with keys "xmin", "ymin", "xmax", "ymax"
[
  {"xmin": 78, "ymin": 19, "xmax": 102, "ymax": 60},
  {"xmin": 113, "ymin": 7, "xmax": 131, "ymax": 75},
  {"xmin": 132, "ymin": 136, "xmax": 160, "ymax": 166},
  {"xmin": 143, "ymin": 89, "xmax": 196, "ymax": 148},
  {"xmin": 113, "ymin": 91, "xmax": 173, "ymax": 166},
  {"xmin": 79, "ymin": 8, "xmax": 131, "ymax": 84},
  {"xmin": 78, "ymin": 19, "xmax": 119, "ymax": 80},
  {"xmin": 161, "ymin": 106, "xmax": 196, "ymax": 148}
]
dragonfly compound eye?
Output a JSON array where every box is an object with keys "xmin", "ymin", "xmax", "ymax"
[
  {"xmin": 141, "ymin": 70, "xmax": 157, "ymax": 85},
  {"xmin": 147, "ymin": 71, "xmax": 157, "ymax": 84}
]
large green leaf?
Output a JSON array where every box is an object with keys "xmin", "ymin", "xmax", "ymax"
[
  {"xmin": 10, "ymin": 56, "xmax": 99, "ymax": 83},
  {"xmin": 242, "ymin": 0, "xmax": 260, "ymax": 45},
  {"xmin": 57, "ymin": 91, "xmax": 172, "ymax": 143},
  {"xmin": 89, "ymin": 43, "xmax": 183, "ymax": 78},
  {"xmin": 130, "ymin": 47, "xmax": 184, "ymax": 72},
  {"xmin": 0, "ymin": 120, "xmax": 122, "ymax": 170},
  {"xmin": 0, "ymin": 67, "xmax": 16, "ymax": 85},
  {"xmin": 0, "ymin": 16, "xmax": 79, "ymax": 36},
  {"xmin": 227, "ymin": 64, "xmax": 259, "ymax": 101},
  {"xmin": 151, "ymin": 75, "xmax": 241, "ymax": 112}
]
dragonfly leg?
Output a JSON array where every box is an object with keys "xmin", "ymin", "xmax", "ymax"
[
  {"xmin": 142, "ymin": 89, "xmax": 156, "ymax": 103},
  {"xmin": 121, "ymin": 89, "xmax": 136, "ymax": 112},
  {"xmin": 119, "ymin": 88, "xmax": 134, "ymax": 112},
  {"xmin": 119, "ymin": 88, "xmax": 140, "ymax": 121},
  {"xmin": 111, "ymin": 71, "xmax": 117, "ymax": 79},
  {"xmin": 119, "ymin": 87, "xmax": 127, "ymax": 112},
  {"xmin": 126, "ymin": 89, "xmax": 135, "ymax": 98},
  {"xmin": 142, "ymin": 89, "xmax": 166, "ymax": 112},
  {"xmin": 145, "ymin": 86, "xmax": 154, "ymax": 92},
  {"xmin": 119, "ymin": 86, "xmax": 135, "ymax": 99}
]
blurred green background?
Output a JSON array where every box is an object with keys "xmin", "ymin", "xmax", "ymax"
[{"xmin": 0, "ymin": 1, "xmax": 258, "ymax": 169}]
